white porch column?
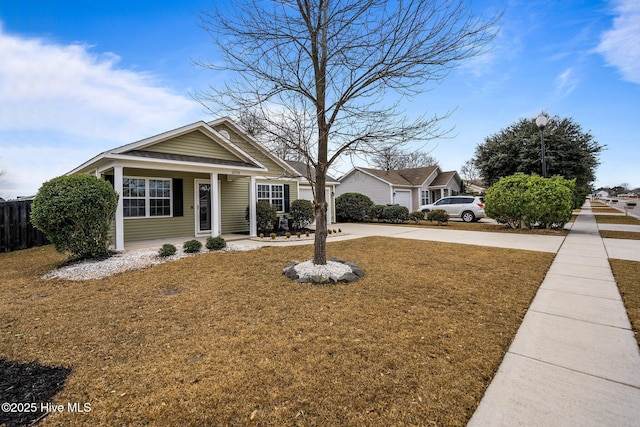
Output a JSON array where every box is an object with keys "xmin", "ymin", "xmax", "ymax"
[
  {"xmin": 210, "ymin": 172, "xmax": 220, "ymax": 236},
  {"xmin": 113, "ymin": 165, "xmax": 125, "ymax": 251},
  {"xmin": 249, "ymin": 176, "xmax": 257, "ymax": 236}
]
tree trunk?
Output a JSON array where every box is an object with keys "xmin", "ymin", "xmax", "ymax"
[{"xmin": 313, "ymin": 134, "xmax": 329, "ymax": 265}]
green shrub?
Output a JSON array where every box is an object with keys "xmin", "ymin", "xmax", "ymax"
[
  {"xmin": 368, "ymin": 204, "xmax": 385, "ymax": 221},
  {"xmin": 382, "ymin": 205, "xmax": 409, "ymax": 223},
  {"xmin": 159, "ymin": 244, "xmax": 177, "ymax": 257},
  {"xmin": 285, "ymin": 231, "xmax": 291, "ymax": 238},
  {"xmin": 485, "ymin": 173, "xmax": 574, "ymax": 229},
  {"xmin": 335, "ymin": 193, "xmax": 374, "ymax": 222},
  {"xmin": 206, "ymin": 236, "xmax": 226, "ymax": 251},
  {"xmin": 31, "ymin": 174, "xmax": 118, "ymax": 259},
  {"xmin": 183, "ymin": 239, "xmax": 202, "ymax": 253},
  {"xmin": 270, "ymin": 233, "xmax": 277, "ymax": 240},
  {"xmin": 246, "ymin": 201, "xmax": 278, "ymax": 234},
  {"xmin": 426, "ymin": 209, "xmax": 449, "ymax": 225},
  {"xmin": 290, "ymin": 199, "xmax": 315, "ymax": 230},
  {"xmin": 296, "ymin": 231, "xmax": 301, "ymax": 238},
  {"xmin": 409, "ymin": 211, "xmax": 424, "ymax": 224}
]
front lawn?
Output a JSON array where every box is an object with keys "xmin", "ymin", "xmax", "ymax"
[
  {"xmin": 611, "ymin": 259, "xmax": 640, "ymax": 347},
  {"xmin": 595, "ymin": 215, "xmax": 640, "ymax": 225},
  {"xmin": 1, "ymin": 238, "xmax": 554, "ymax": 426}
]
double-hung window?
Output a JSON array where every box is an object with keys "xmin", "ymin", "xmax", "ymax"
[
  {"xmin": 149, "ymin": 179, "xmax": 171, "ymax": 216},
  {"xmin": 421, "ymin": 190, "xmax": 429, "ymax": 205},
  {"xmin": 123, "ymin": 177, "xmax": 171, "ymax": 218},
  {"xmin": 258, "ymin": 184, "xmax": 285, "ymax": 212}
]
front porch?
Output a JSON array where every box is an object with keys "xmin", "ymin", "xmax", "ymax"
[{"xmin": 122, "ymin": 233, "xmax": 252, "ymax": 251}]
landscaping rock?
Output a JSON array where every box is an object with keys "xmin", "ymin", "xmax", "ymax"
[{"xmin": 283, "ymin": 258, "xmax": 364, "ymax": 284}]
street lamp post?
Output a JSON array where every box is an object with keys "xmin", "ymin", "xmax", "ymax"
[{"xmin": 535, "ymin": 113, "xmax": 548, "ymax": 178}]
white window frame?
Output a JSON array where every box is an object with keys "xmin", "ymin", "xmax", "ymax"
[
  {"xmin": 257, "ymin": 183, "xmax": 285, "ymax": 213},
  {"xmin": 123, "ymin": 176, "xmax": 172, "ymax": 219},
  {"xmin": 421, "ymin": 190, "xmax": 429, "ymax": 205}
]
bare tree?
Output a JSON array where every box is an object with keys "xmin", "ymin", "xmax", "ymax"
[
  {"xmin": 371, "ymin": 146, "xmax": 439, "ymax": 170},
  {"xmin": 460, "ymin": 159, "xmax": 480, "ymax": 181},
  {"xmin": 197, "ymin": 0, "xmax": 500, "ymax": 265}
]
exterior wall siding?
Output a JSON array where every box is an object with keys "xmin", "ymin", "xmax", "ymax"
[
  {"xmin": 213, "ymin": 123, "xmax": 290, "ymax": 178},
  {"xmin": 220, "ymin": 176, "xmax": 250, "ymax": 234},
  {"xmin": 140, "ymin": 130, "xmax": 241, "ymax": 162},
  {"xmin": 336, "ymin": 170, "xmax": 391, "ymax": 205},
  {"xmin": 121, "ymin": 169, "xmax": 207, "ymax": 242}
]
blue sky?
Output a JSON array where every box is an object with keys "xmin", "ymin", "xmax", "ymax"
[{"xmin": 0, "ymin": 0, "xmax": 638, "ymax": 199}]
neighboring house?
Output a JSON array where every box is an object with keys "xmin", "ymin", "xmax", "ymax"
[
  {"xmin": 285, "ymin": 160, "xmax": 340, "ymax": 224},
  {"xmin": 463, "ymin": 179, "xmax": 486, "ymax": 195},
  {"xmin": 596, "ymin": 190, "xmax": 609, "ymax": 198},
  {"xmin": 69, "ymin": 117, "xmax": 334, "ymax": 250},
  {"xmin": 336, "ymin": 166, "xmax": 463, "ymax": 212}
]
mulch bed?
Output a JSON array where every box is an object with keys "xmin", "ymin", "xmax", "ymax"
[{"xmin": 0, "ymin": 359, "xmax": 71, "ymax": 427}]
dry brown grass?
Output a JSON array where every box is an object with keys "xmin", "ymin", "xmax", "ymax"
[
  {"xmin": 595, "ymin": 215, "xmax": 640, "ymax": 225},
  {"xmin": 600, "ymin": 230, "xmax": 640, "ymax": 240},
  {"xmin": 610, "ymin": 260, "xmax": 640, "ymax": 346},
  {"xmin": 1, "ymin": 239, "xmax": 554, "ymax": 426}
]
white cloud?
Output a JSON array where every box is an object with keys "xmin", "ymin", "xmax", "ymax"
[
  {"xmin": 554, "ymin": 68, "xmax": 578, "ymax": 97},
  {"xmin": 596, "ymin": 0, "xmax": 640, "ymax": 84},
  {"xmin": 0, "ymin": 25, "xmax": 203, "ymax": 139},
  {"xmin": 0, "ymin": 24, "xmax": 205, "ymax": 199}
]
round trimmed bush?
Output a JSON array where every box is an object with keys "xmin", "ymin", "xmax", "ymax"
[
  {"xmin": 31, "ymin": 174, "xmax": 118, "ymax": 259},
  {"xmin": 206, "ymin": 236, "xmax": 226, "ymax": 251},
  {"xmin": 426, "ymin": 209, "xmax": 449, "ymax": 225},
  {"xmin": 183, "ymin": 239, "xmax": 202, "ymax": 253},
  {"xmin": 246, "ymin": 201, "xmax": 278, "ymax": 234},
  {"xmin": 335, "ymin": 192, "xmax": 374, "ymax": 222},
  {"xmin": 159, "ymin": 243, "xmax": 177, "ymax": 257},
  {"xmin": 290, "ymin": 199, "xmax": 315, "ymax": 230}
]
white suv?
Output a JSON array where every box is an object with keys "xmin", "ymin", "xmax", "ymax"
[{"xmin": 419, "ymin": 196, "xmax": 485, "ymax": 222}]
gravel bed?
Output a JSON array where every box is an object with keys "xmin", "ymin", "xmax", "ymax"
[
  {"xmin": 293, "ymin": 260, "xmax": 352, "ymax": 278},
  {"xmin": 42, "ymin": 243, "xmax": 259, "ymax": 281}
]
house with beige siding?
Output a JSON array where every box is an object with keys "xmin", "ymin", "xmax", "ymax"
[
  {"xmin": 336, "ymin": 166, "xmax": 462, "ymax": 212},
  {"xmin": 69, "ymin": 117, "xmax": 334, "ymax": 250}
]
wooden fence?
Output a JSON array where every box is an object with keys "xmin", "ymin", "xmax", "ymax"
[{"xmin": 0, "ymin": 200, "xmax": 48, "ymax": 252}]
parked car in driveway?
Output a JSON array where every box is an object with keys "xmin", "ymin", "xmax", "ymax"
[{"xmin": 419, "ymin": 196, "xmax": 485, "ymax": 222}]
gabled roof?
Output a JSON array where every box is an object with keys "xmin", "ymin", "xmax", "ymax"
[
  {"xmin": 430, "ymin": 171, "xmax": 461, "ymax": 187},
  {"xmin": 357, "ymin": 166, "xmax": 439, "ymax": 187},
  {"xmin": 207, "ymin": 117, "xmax": 301, "ymax": 178},
  {"xmin": 286, "ymin": 160, "xmax": 340, "ymax": 184},
  {"xmin": 68, "ymin": 120, "xmax": 269, "ymax": 175}
]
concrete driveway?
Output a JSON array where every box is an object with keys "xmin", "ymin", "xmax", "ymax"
[{"xmin": 327, "ymin": 222, "xmax": 565, "ymax": 253}]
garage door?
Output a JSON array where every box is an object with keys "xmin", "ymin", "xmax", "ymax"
[
  {"xmin": 394, "ymin": 190, "xmax": 411, "ymax": 211},
  {"xmin": 298, "ymin": 188, "xmax": 332, "ymax": 224}
]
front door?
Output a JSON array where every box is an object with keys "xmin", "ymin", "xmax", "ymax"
[{"xmin": 196, "ymin": 180, "xmax": 211, "ymax": 234}]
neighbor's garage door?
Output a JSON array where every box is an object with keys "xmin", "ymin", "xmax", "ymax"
[
  {"xmin": 394, "ymin": 190, "xmax": 412, "ymax": 211},
  {"xmin": 299, "ymin": 188, "xmax": 332, "ymax": 224}
]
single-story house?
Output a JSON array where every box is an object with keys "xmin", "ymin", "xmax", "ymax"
[
  {"xmin": 69, "ymin": 117, "xmax": 336, "ymax": 250},
  {"xmin": 336, "ymin": 166, "xmax": 463, "ymax": 212}
]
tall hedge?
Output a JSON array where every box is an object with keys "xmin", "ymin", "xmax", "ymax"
[
  {"xmin": 484, "ymin": 173, "xmax": 574, "ymax": 229},
  {"xmin": 335, "ymin": 192, "xmax": 374, "ymax": 222},
  {"xmin": 31, "ymin": 174, "xmax": 118, "ymax": 258}
]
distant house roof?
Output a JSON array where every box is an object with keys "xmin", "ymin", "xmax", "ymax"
[
  {"xmin": 286, "ymin": 160, "xmax": 339, "ymax": 184},
  {"xmin": 430, "ymin": 171, "xmax": 459, "ymax": 187},
  {"xmin": 358, "ymin": 166, "xmax": 439, "ymax": 186}
]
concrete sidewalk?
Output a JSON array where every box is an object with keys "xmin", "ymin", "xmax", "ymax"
[{"xmin": 468, "ymin": 201, "xmax": 640, "ymax": 426}]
